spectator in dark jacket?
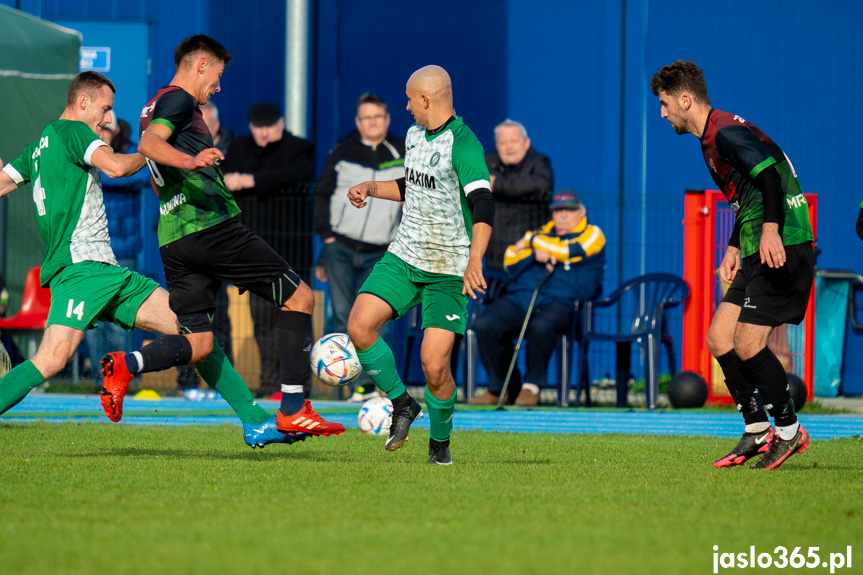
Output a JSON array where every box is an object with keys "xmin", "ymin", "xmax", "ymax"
[
  {"xmin": 222, "ymin": 102, "xmax": 315, "ymax": 397},
  {"xmin": 469, "ymin": 189, "xmax": 605, "ymax": 406},
  {"xmin": 485, "ymin": 119, "xmax": 554, "ymax": 272},
  {"xmin": 223, "ymin": 102, "xmax": 314, "ymax": 205}
]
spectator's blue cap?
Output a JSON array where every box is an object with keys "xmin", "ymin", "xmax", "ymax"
[{"xmin": 550, "ymin": 188, "xmax": 583, "ymax": 210}]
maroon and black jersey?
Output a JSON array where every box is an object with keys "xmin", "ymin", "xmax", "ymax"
[
  {"xmin": 700, "ymin": 109, "xmax": 812, "ymax": 257},
  {"xmin": 139, "ymin": 86, "xmax": 240, "ymax": 246}
]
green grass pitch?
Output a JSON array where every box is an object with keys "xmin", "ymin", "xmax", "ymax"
[{"xmin": 1, "ymin": 423, "xmax": 861, "ymax": 575}]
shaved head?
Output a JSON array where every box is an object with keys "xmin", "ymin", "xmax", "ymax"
[
  {"xmin": 405, "ymin": 65, "xmax": 455, "ymax": 129},
  {"xmin": 408, "ymin": 65, "xmax": 453, "ymax": 105}
]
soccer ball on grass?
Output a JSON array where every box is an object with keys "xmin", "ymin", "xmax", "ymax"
[
  {"xmin": 358, "ymin": 396, "xmax": 393, "ymax": 435},
  {"xmin": 310, "ymin": 333, "xmax": 362, "ymax": 387}
]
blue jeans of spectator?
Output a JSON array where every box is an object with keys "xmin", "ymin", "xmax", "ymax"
[
  {"xmin": 321, "ymin": 240, "xmax": 389, "ymax": 340},
  {"xmin": 321, "ymin": 240, "xmax": 390, "ymax": 389},
  {"xmin": 475, "ymin": 296, "xmax": 573, "ymax": 396}
]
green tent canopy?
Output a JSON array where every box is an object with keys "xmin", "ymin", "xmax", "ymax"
[{"xmin": 0, "ymin": 5, "xmax": 80, "ymax": 308}]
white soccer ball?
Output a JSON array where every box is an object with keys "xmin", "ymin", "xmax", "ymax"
[
  {"xmin": 358, "ymin": 396, "xmax": 393, "ymax": 435},
  {"xmin": 310, "ymin": 333, "xmax": 362, "ymax": 387}
]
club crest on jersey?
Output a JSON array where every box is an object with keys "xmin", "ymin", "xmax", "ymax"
[
  {"xmin": 429, "ymin": 152, "xmax": 441, "ymax": 167},
  {"xmin": 406, "ymin": 167, "xmax": 436, "ymax": 189}
]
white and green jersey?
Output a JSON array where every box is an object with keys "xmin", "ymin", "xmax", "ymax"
[
  {"xmin": 389, "ymin": 116, "xmax": 490, "ymax": 276},
  {"xmin": 3, "ymin": 120, "xmax": 117, "ymax": 286}
]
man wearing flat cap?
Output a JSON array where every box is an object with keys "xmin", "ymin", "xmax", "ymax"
[
  {"xmin": 223, "ymin": 102, "xmax": 314, "ymax": 196},
  {"xmin": 469, "ymin": 189, "xmax": 606, "ymax": 406},
  {"xmin": 222, "ymin": 101, "xmax": 315, "ymax": 397}
]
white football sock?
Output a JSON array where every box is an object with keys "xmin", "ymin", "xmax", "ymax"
[
  {"xmin": 130, "ymin": 351, "xmax": 144, "ymax": 374},
  {"xmin": 776, "ymin": 421, "xmax": 800, "ymax": 441},
  {"xmin": 745, "ymin": 421, "xmax": 771, "ymax": 434}
]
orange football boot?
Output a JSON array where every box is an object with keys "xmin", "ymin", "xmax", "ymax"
[
  {"xmin": 276, "ymin": 400, "xmax": 346, "ymax": 436},
  {"xmin": 100, "ymin": 352, "xmax": 133, "ymax": 422}
]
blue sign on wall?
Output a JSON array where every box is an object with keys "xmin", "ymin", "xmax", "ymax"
[{"xmin": 79, "ymin": 46, "xmax": 110, "ymax": 72}]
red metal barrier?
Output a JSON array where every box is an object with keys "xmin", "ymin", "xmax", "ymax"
[{"xmin": 682, "ymin": 189, "xmax": 818, "ymax": 405}]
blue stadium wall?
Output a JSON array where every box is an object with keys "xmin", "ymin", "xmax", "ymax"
[{"xmin": 5, "ymin": 0, "xmax": 863, "ymax": 392}]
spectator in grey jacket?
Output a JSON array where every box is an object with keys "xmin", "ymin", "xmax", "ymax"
[
  {"xmin": 485, "ymin": 119, "xmax": 554, "ymax": 272},
  {"xmin": 314, "ymin": 93, "xmax": 405, "ymax": 401}
]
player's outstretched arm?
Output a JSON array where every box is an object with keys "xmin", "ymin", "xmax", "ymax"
[
  {"xmin": 0, "ymin": 169, "xmax": 20, "ymax": 198},
  {"xmin": 0, "ymin": 155, "xmax": 26, "ymax": 198},
  {"xmin": 347, "ymin": 180, "xmax": 401, "ymax": 208},
  {"xmin": 90, "ymin": 146, "xmax": 147, "ymax": 179},
  {"xmin": 139, "ymin": 122, "xmax": 223, "ymax": 171}
]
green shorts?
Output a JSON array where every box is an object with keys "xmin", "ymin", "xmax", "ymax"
[
  {"xmin": 47, "ymin": 261, "xmax": 160, "ymax": 331},
  {"xmin": 359, "ymin": 252, "xmax": 468, "ymax": 335}
]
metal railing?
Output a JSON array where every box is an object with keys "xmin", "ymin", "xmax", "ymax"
[{"xmin": 5, "ymin": 185, "xmax": 691, "ymax": 405}]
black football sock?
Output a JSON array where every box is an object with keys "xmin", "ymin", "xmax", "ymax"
[
  {"xmin": 128, "ymin": 335, "xmax": 194, "ymax": 374},
  {"xmin": 715, "ymin": 349, "xmax": 768, "ymax": 426},
  {"xmin": 277, "ymin": 311, "xmax": 312, "ymax": 415},
  {"xmin": 740, "ymin": 346, "xmax": 797, "ymax": 427}
]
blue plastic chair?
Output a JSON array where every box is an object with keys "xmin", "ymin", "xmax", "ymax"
[{"xmin": 576, "ymin": 273, "xmax": 690, "ymax": 409}]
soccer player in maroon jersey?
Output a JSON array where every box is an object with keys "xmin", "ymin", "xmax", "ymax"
[
  {"xmin": 651, "ymin": 60, "xmax": 814, "ymax": 470},
  {"xmin": 100, "ymin": 35, "xmax": 344, "ymax": 445}
]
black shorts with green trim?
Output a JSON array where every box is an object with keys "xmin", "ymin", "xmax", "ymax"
[{"xmin": 723, "ymin": 242, "xmax": 814, "ymax": 327}]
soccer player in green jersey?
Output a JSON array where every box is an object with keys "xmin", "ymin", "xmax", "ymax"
[
  {"xmin": 346, "ymin": 65, "xmax": 494, "ymax": 465},
  {"xmin": 651, "ymin": 60, "xmax": 815, "ymax": 470},
  {"xmin": 0, "ymin": 72, "xmax": 300, "ymax": 448}
]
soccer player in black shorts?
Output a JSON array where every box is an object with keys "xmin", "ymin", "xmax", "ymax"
[
  {"xmin": 651, "ymin": 60, "xmax": 814, "ymax": 470},
  {"xmin": 100, "ymin": 35, "xmax": 344, "ymax": 443}
]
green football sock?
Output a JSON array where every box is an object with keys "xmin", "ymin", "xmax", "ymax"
[
  {"xmin": 195, "ymin": 339, "xmax": 270, "ymax": 425},
  {"xmin": 425, "ymin": 387, "xmax": 456, "ymax": 442},
  {"xmin": 356, "ymin": 336, "xmax": 406, "ymax": 399},
  {"xmin": 0, "ymin": 360, "xmax": 45, "ymax": 416}
]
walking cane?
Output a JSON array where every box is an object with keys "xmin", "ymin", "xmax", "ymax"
[{"xmin": 497, "ymin": 265, "xmax": 555, "ymax": 409}]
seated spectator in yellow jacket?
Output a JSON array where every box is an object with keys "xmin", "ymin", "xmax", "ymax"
[{"xmin": 469, "ymin": 189, "xmax": 605, "ymax": 406}]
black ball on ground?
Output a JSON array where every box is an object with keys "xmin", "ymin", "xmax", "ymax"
[
  {"xmin": 787, "ymin": 372, "xmax": 807, "ymax": 412},
  {"xmin": 668, "ymin": 371, "xmax": 708, "ymax": 408}
]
